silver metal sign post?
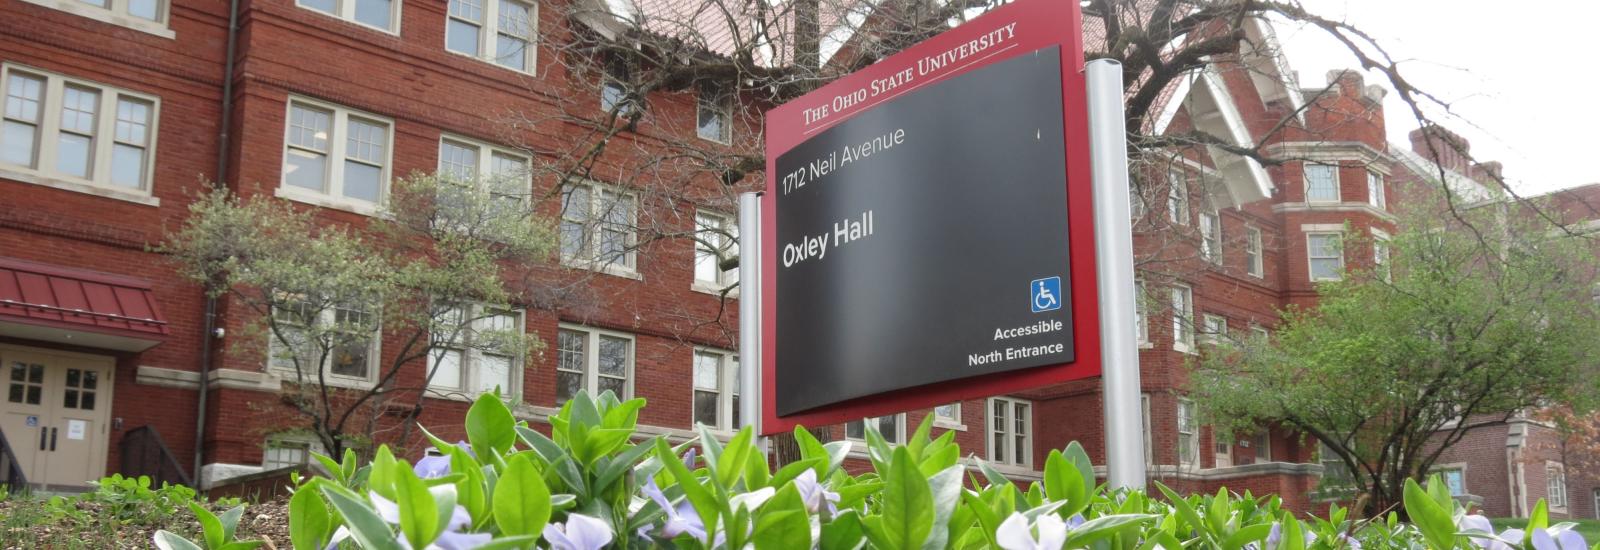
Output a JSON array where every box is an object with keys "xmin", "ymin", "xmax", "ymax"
[
  {"xmin": 738, "ymin": 192, "xmax": 763, "ymax": 440},
  {"xmin": 1086, "ymin": 58, "xmax": 1147, "ymax": 489}
]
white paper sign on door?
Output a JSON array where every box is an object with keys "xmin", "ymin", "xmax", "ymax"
[{"xmin": 67, "ymin": 420, "xmax": 86, "ymax": 440}]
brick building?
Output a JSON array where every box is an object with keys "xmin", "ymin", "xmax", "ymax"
[{"xmin": 0, "ymin": 0, "xmax": 1564, "ymax": 515}]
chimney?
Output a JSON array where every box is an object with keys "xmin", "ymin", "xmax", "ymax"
[{"xmin": 1408, "ymin": 126, "xmax": 1472, "ymax": 174}]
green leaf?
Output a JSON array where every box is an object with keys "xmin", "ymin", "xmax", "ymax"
[
  {"xmin": 466, "ymin": 535, "xmax": 544, "ymax": 550},
  {"xmin": 1280, "ymin": 517, "xmax": 1306, "ymax": 550},
  {"xmin": 717, "ymin": 427, "xmax": 755, "ymax": 488},
  {"xmin": 493, "ymin": 454, "xmax": 552, "ymax": 537},
  {"xmin": 320, "ymin": 484, "xmax": 405, "ymax": 550},
  {"xmin": 771, "ymin": 458, "xmax": 824, "ymax": 488},
  {"xmin": 595, "ymin": 440, "xmax": 657, "ymax": 495},
  {"xmin": 450, "ymin": 448, "xmax": 488, "ymax": 529},
  {"xmin": 290, "ymin": 482, "xmax": 332, "ymax": 550},
  {"xmin": 1221, "ymin": 523, "xmax": 1274, "ymax": 550},
  {"xmin": 754, "ymin": 484, "xmax": 810, "ymax": 550},
  {"xmin": 369, "ymin": 446, "xmax": 399, "ymax": 501},
  {"xmin": 1062, "ymin": 514, "xmax": 1159, "ymax": 548},
  {"xmin": 882, "ymin": 446, "xmax": 934, "ymax": 549},
  {"xmin": 821, "ymin": 509, "xmax": 866, "ymax": 550},
  {"xmin": 1404, "ymin": 477, "xmax": 1455, "ymax": 550},
  {"xmin": 214, "ymin": 542, "xmax": 264, "ymax": 550},
  {"xmin": 1156, "ymin": 482, "xmax": 1204, "ymax": 537},
  {"xmin": 395, "ymin": 463, "xmax": 441, "ymax": 549},
  {"xmin": 794, "ymin": 427, "xmax": 830, "ymax": 478},
  {"xmin": 153, "ymin": 531, "xmax": 204, "ymax": 550},
  {"xmin": 1530, "ymin": 499, "xmax": 1550, "ymax": 532},
  {"xmin": 187, "ymin": 501, "xmax": 224, "ymax": 549},
  {"xmin": 921, "ymin": 465, "xmax": 964, "ymax": 550},
  {"xmin": 466, "ymin": 393, "xmax": 517, "ymax": 461},
  {"xmin": 219, "ymin": 505, "xmax": 245, "ymax": 543},
  {"xmin": 657, "ymin": 437, "xmax": 721, "ymax": 538},
  {"xmin": 961, "ymin": 490, "xmax": 1003, "ymax": 549}
]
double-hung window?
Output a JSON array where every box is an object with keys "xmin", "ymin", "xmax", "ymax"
[
  {"xmin": 692, "ymin": 349, "xmax": 741, "ymax": 431},
  {"xmin": 1, "ymin": 65, "xmax": 160, "ymax": 198},
  {"xmin": 1201, "ymin": 313, "xmax": 1227, "ymax": 347},
  {"xmin": 446, "ymin": 0, "xmax": 538, "ymax": 73},
  {"xmin": 268, "ymin": 299, "xmax": 380, "ymax": 384},
  {"xmin": 1130, "ymin": 183, "xmax": 1145, "ymax": 221},
  {"xmin": 694, "ymin": 211, "xmax": 738, "ymax": 291},
  {"xmin": 1433, "ymin": 466, "xmax": 1465, "ymax": 496},
  {"xmin": 934, "ymin": 403, "xmax": 961, "ymax": 426},
  {"xmin": 1374, "ymin": 238, "xmax": 1391, "ymax": 282},
  {"xmin": 282, "ymin": 98, "xmax": 392, "ymax": 213},
  {"xmin": 1548, "ymin": 462, "xmax": 1568, "ymax": 508},
  {"xmin": 1168, "ymin": 169, "xmax": 1189, "ymax": 225},
  {"xmin": 1177, "ymin": 398, "xmax": 1197, "ymax": 467},
  {"xmin": 1134, "ymin": 280, "xmax": 1149, "ymax": 345},
  {"xmin": 846, "ymin": 415, "xmax": 903, "ymax": 444},
  {"xmin": 429, "ymin": 305, "xmax": 523, "ymax": 399},
  {"xmin": 560, "ymin": 182, "xmax": 637, "ymax": 273},
  {"xmin": 1245, "ymin": 226, "xmax": 1264, "ymax": 278},
  {"xmin": 696, "ymin": 83, "xmax": 731, "ymax": 143},
  {"xmin": 600, "ymin": 62, "xmax": 638, "ymax": 116},
  {"xmin": 22, "ymin": 0, "xmax": 171, "ymax": 36},
  {"xmin": 988, "ymin": 397, "xmax": 1033, "ymax": 467},
  {"xmin": 297, "ymin": 0, "xmax": 400, "ymax": 33},
  {"xmin": 555, "ymin": 325, "xmax": 632, "ymax": 404},
  {"xmin": 1253, "ymin": 431, "xmax": 1272, "ymax": 462},
  {"xmin": 262, "ymin": 437, "xmax": 322, "ymax": 470},
  {"xmin": 438, "ymin": 136, "xmax": 531, "ymax": 216},
  {"xmin": 1307, "ymin": 233, "xmax": 1344, "ymax": 281},
  {"xmin": 1367, "ymin": 171, "xmax": 1386, "ymax": 210},
  {"xmin": 1171, "ymin": 285, "xmax": 1194, "ymax": 353},
  {"xmin": 1304, "ymin": 164, "xmax": 1339, "ymax": 202},
  {"xmin": 1199, "ymin": 211, "xmax": 1221, "ymax": 264}
]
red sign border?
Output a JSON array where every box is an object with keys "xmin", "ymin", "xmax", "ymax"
[{"xmin": 761, "ymin": 0, "xmax": 1099, "ymax": 435}]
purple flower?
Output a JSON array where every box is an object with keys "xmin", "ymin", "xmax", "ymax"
[
  {"xmin": 995, "ymin": 512, "xmax": 1067, "ymax": 550},
  {"xmin": 640, "ymin": 478, "xmax": 708, "ymax": 542},
  {"xmin": 365, "ymin": 490, "xmax": 488, "ymax": 550},
  {"xmin": 681, "ymin": 448, "xmax": 697, "ymax": 469},
  {"xmin": 543, "ymin": 514, "xmax": 614, "ymax": 550},
  {"xmin": 792, "ymin": 470, "xmax": 840, "ymax": 515},
  {"xmin": 414, "ymin": 454, "xmax": 452, "ymax": 479}
]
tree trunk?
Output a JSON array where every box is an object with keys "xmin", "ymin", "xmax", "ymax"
[{"xmin": 771, "ymin": 427, "xmax": 828, "ymax": 467}]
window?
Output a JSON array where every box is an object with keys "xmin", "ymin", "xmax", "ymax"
[
  {"xmin": 20, "ymin": 0, "xmax": 171, "ymax": 36},
  {"xmin": 1199, "ymin": 211, "xmax": 1221, "ymax": 264},
  {"xmin": 1130, "ymin": 183, "xmax": 1145, "ymax": 221},
  {"xmin": 262, "ymin": 437, "xmax": 323, "ymax": 470},
  {"xmin": 1201, "ymin": 313, "xmax": 1227, "ymax": 347},
  {"xmin": 846, "ymin": 415, "xmax": 903, "ymax": 445},
  {"xmin": 555, "ymin": 325, "xmax": 633, "ymax": 404},
  {"xmin": 1249, "ymin": 325, "xmax": 1269, "ymax": 343},
  {"xmin": 692, "ymin": 349, "xmax": 741, "ymax": 431},
  {"xmin": 1214, "ymin": 431, "xmax": 1232, "ymax": 467},
  {"xmin": 1373, "ymin": 239, "xmax": 1391, "ymax": 282},
  {"xmin": 1367, "ymin": 171, "xmax": 1386, "ymax": 210},
  {"xmin": 1593, "ymin": 489, "xmax": 1600, "ymax": 519},
  {"xmin": 1167, "ymin": 170, "xmax": 1189, "ymax": 225},
  {"xmin": 1245, "ymin": 226, "xmax": 1264, "ymax": 278},
  {"xmin": 560, "ymin": 182, "xmax": 637, "ymax": 273},
  {"xmin": 1134, "ymin": 281, "xmax": 1148, "ymax": 345},
  {"xmin": 696, "ymin": 84, "xmax": 731, "ymax": 143},
  {"xmin": 1, "ymin": 66, "xmax": 160, "ymax": 197},
  {"xmin": 1548, "ymin": 462, "xmax": 1568, "ymax": 508},
  {"xmin": 1171, "ymin": 285, "xmax": 1194, "ymax": 352},
  {"xmin": 1253, "ymin": 431, "xmax": 1272, "ymax": 462},
  {"xmin": 438, "ymin": 136, "xmax": 530, "ymax": 207},
  {"xmin": 1307, "ymin": 233, "xmax": 1344, "ymax": 281},
  {"xmin": 934, "ymin": 403, "xmax": 961, "ymax": 425},
  {"xmin": 1141, "ymin": 394, "xmax": 1152, "ymax": 465},
  {"xmin": 445, "ymin": 0, "xmax": 538, "ymax": 73},
  {"xmin": 1177, "ymin": 398, "xmax": 1197, "ymax": 467},
  {"xmin": 694, "ymin": 211, "xmax": 738, "ymax": 290},
  {"xmin": 1435, "ymin": 467, "xmax": 1465, "ymax": 497},
  {"xmin": 282, "ymin": 98, "xmax": 392, "ymax": 212},
  {"xmin": 429, "ymin": 305, "xmax": 523, "ymax": 399},
  {"xmin": 267, "ymin": 300, "xmax": 379, "ymax": 383},
  {"xmin": 600, "ymin": 62, "xmax": 638, "ymax": 116},
  {"xmin": 1304, "ymin": 164, "xmax": 1339, "ymax": 202},
  {"xmin": 987, "ymin": 397, "xmax": 1032, "ymax": 467},
  {"xmin": 297, "ymin": 0, "xmax": 400, "ymax": 33}
]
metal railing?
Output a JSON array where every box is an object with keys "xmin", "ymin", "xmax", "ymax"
[
  {"xmin": 118, "ymin": 425, "xmax": 192, "ymax": 488},
  {"xmin": 0, "ymin": 427, "xmax": 25, "ymax": 493}
]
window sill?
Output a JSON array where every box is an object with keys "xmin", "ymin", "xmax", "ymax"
[
  {"xmin": 295, "ymin": 5, "xmax": 401, "ymax": 36},
  {"xmin": 1173, "ymin": 343, "xmax": 1197, "ymax": 355},
  {"xmin": 18, "ymin": 0, "xmax": 176, "ymax": 39},
  {"xmin": 444, "ymin": 49, "xmax": 536, "ymax": 77},
  {"xmin": 696, "ymin": 134, "xmax": 731, "ymax": 146},
  {"xmin": 269, "ymin": 367, "xmax": 377, "ymax": 391},
  {"xmin": 275, "ymin": 186, "xmax": 381, "ymax": 217},
  {"xmin": 933, "ymin": 419, "xmax": 966, "ymax": 432},
  {"xmin": 425, "ymin": 387, "xmax": 520, "ymax": 403},
  {"xmin": 1138, "ymin": 341, "xmax": 1153, "ymax": 350},
  {"xmin": 562, "ymin": 258, "xmax": 642, "ymax": 280},
  {"xmin": 691, "ymin": 281, "xmax": 739, "ymax": 299},
  {"xmin": 0, "ymin": 167, "xmax": 160, "ymax": 206}
]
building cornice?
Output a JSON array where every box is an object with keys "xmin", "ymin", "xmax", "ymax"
[
  {"xmin": 1272, "ymin": 202, "xmax": 1398, "ymax": 223},
  {"xmin": 1263, "ymin": 142, "xmax": 1393, "ymax": 174}
]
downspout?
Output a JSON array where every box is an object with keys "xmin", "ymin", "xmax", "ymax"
[{"xmin": 194, "ymin": 0, "xmax": 243, "ymax": 486}]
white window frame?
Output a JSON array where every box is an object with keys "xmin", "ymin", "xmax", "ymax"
[
  {"xmin": 1201, "ymin": 313, "xmax": 1227, "ymax": 347},
  {"xmin": 560, "ymin": 180, "xmax": 639, "ymax": 277},
  {"xmin": 262, "ymin": 435, "xmax": 325, "ymax": 470},
  {"xmin": 426, "ymin": 304, "xmax": 525, "ymax": 401},
  {"xmin": 691, "ymin": 348, "xmax": 741, "ymax": 432},
  {"xmin": 554, "ymin": 324, "xmax": 634, "ymax": 404},
  {"xmin": 1252, "ymin": 431, "xmax": 1272, "ymax": 463},
  {"xmin": 295, "ymin": 0, "xmax": 402, "ymax": 34},
  {"xmin": 693, "ymin": 210, "xmax": 739, "ymax": 294},
  {"xmin": 1134, "ymin": 280, "xmax": 1150, "ymax": 347},
  {"xmin": 1307, "ymin": 232, "xmax": 1345, "ymax": 281},
  {"xmin": 0, "ymin": 64, "xmax": 162, "ymax": 204},
  {"xmin": 1367, "ymin": 171, "xmax": 1386, "ymax": 210},
  {"xmin": 1432, "ymin": 464, "xmax": 1467, "ymax": 497},
  {"xmin": 987, "ymin": 396, "xmax": 1033, "ymax": 468},
  {"xmin": 1171, "ymin": 284, "xmax": 1194, "ymax": 354},
  {"xmin": 437, "ymin": 134, "xmax": 532, "ymax": 199},
  {"xmin": 1130, "ymin": 183, "xmax": 1145, "ymax": 222},
  {"xmin": 266, "ymin": 300, "xmax": 382, "ymax": 387},
  {"xmin": 1548, "ymin": 462, "xmax": 1568, "ymax": 509},
  {"xmin": 846, "ymin": 414, "xmax": 906, "ymax": 445},
  {"xmin": 1168, "ymin": 169, "xmax": 1189, "ymax": 226},
  {"xmin": 696, "ymin": 84, "xmax": 732, "ymax": 144},
  {"xmin": 1304, "ymin": 164, "xmax": 1340, "ymax": 203},
  {"xmin": 444, "ymin": 0, "xmax": 539, "ymax": 74},
  {"xmin": 600, "ymin": 62, "xmax": 639, "ymax": 116},
  {"xmin": 1199, "ymin": 211, "xmax": 1222, "ymax": 264},
  {"xmin": 279, "ymin": 96, "xmax": 394, "ymax": 215},
  {"xmin": 1177, "ymin": 398, "xmax": 1198, "ymax": 468},
  {"xmin": 1592, "ymin": 488, "xmax": 1600, "ymax": 519},
  {"xmin": 1141, "ymin": 394, "xmax": 1152, "ymax": 466},
  {"xmin": 1249, "ymin": 324, "xmax": 1269, "ymax": 343},
  {"xmin": 1214, "ymin": 430, "xmax": 1233, "ymax": 468},
  {"xmin": 933, "ymin": 402, "xmax": 963, "ymax": 430},
  {"xmin": 1245, "ymin": 226, "xmax": 1264, "ymax": 278},
  {"xmin": 18, "ymin": 0, "xmax": 174, "ymax": 37}
]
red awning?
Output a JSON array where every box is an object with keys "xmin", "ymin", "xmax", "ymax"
[{"xmin": 0, "ymin": 257, "xmax": 169, "ymax": 351}]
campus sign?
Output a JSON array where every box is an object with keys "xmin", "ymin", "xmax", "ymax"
[{"xmin": 760, "ymin": 0, "xmax": 1101, "ymax": 433}]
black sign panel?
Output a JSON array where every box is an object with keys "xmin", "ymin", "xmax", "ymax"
[{"xmin": 774, "ymin": 47, "xmax": 1073, "ymax": 415}]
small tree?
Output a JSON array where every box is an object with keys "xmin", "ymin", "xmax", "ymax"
[
  {"xmin": 1188, "ymin": 202, "xmax": 1600, "ymax": 518},
  {"xmin": 160, "ymin": 173, "xmax": 557, "ymax": 459}
]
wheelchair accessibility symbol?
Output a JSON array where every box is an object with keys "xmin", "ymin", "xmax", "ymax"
[{"xmin": 1031, "ymin": 276, "xmax": 1062, "ymax": 313}]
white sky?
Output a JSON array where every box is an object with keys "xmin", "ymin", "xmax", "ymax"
[{"xmin": 1272, "ymin": 0, "xmax": 1600, "ymax": 195}]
